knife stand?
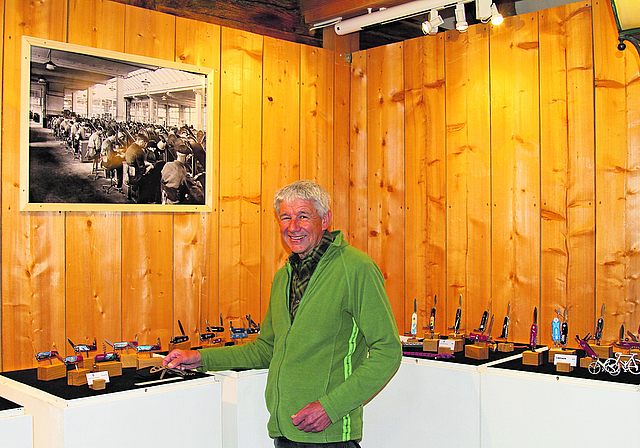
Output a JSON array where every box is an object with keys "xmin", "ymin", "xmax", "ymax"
[
  {"xmin": 37, "ymin": 363, "xmax": 67, "ymax": 381},
  {"xmin": 522, "ymin": 350, "xmax": 543, "ymax": 366},
  {"xmin": 497, "ymin": 342, "xmax": 514, "ymax": 352},
  {"xmin": 423, "ymin": 332, "xmax": 440, "ymax": 340},
  {"xmin": 423, "ymin": 339, "xmax": 439, "ymax": 353},
  {"xmin": 136, "ymin": 354, "xmax": 163, "ymax": 369},
  {"xmin": 168, "ymin": 340, "xmax": 191, "ymax": 352},
  {"xmin": 465, "ymin": 344, "xmax": 488, "ymax": 360},
  {"xmin": 120, "ymin": 352, "xmax": 137, "ymax": 368},
  {"xmin": 589, "ymin": 344, "xmax": 612, "ymax": 359}
]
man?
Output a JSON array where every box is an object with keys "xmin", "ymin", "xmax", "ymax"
[
  {"xmin": 160, "ymin": 143, "xmax": 203, "ymax": 204},
  {"xmin": 165, "ymin": 180, "xmax": 401, "ymax": 446}
]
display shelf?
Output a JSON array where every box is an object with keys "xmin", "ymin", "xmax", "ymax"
[
  {"xmin": 0, "ymin": 367, "xmax": 221, "ymax": 448},
  {"xmin": 0, "ymin": 396, "xmax": 32, "ymax": 448},
  {"xmin": 212, "ymin": 369, "xmax": 271, "ymax": 448},
  {"xmin": 482, "ymin": 357, "xmax": 640, "ymax": 447}
]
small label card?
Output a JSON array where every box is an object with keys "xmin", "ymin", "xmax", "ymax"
[
  {"xmin": 86, "ymin": 370, "xmax": 110, "ymax": 385},
  {"xmin": 439, "ymin": 339, "xmax": 456, "ymax": 350},
  {"xmin": 554, "ymin": 353, "xmax": 577, "ymax": 367}
]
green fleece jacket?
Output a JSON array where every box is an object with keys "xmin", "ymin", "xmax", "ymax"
[{"xmin": 199, "ymin": 230, "xmax": 401, "ymax": 443}]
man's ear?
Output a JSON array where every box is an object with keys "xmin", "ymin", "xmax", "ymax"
[{"xmin": 322, "ymin": 210, "xmax": 332, "ymax": 230}]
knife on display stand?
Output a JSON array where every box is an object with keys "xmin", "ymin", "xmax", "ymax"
[{"xmin": 529, "ymin": 307, "xmax": 538, "ymax": 352}]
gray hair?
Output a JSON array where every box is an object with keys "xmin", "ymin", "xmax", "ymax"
[{"xmin": 273, "ymin": 180, "xmax": 331, "ymax": 218}]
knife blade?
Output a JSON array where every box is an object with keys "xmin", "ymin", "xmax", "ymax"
[
  {"xmin": 410, "ymin": 298, "xmax": 417, "ymax": 337},
  {"xmin": 529, "ymin": 307, "xmax": 538, "ymax": 351},
  {"xmin": 594, "ymin": 304, "xmax": 604, "ymax": 345},
  {"xmin": 499, "ymin": 302, "xmax": 511, "ymax": 339},
  {"xmin": 429, "ymin": 295, "xmax": 437, "ymax": 334}
]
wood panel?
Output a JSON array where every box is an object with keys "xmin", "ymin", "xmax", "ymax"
[
  {"xmin": 219, "ymin": 27, "xmax": 263, "ymax": 327},
  {"xmin": 68, "ymin": 0, "xmax": 125, "ymax": 52},
  {"xmin": 65, "ymin": 0, "xmax": 125, "ymax": 356},
  {"xmin": 121, "ymin": 6, "xmax": 175, "ymax": 347},
  {"xmin": 404, "ymin": 34, "xmax": 446, "ymax": 335},
  {"xmin": 593, "ymin": 0, "xmax": 633, "ymax": 343},
  {"xmin": 260, "ymin": 36, "xmax": 300, "ymax": 317},
  {"xmin": 366, "ymin": 42, "xmax": 405, "ymax": 331},
  {"xmin": 349, "ymin": 51, "xmax": 368, "ymax": 252},
  {"xmin": 324, "ymin": 32, "xmax": 358, "ymax": 237},
  {"xmin": 1, "ymin": 0, "xmax": 68, "ymax": 371},
  {"xmin": 490, "ymin": 11, "xmax": 540, "ymax": 344},
  {"xmin": 445, "ymin": 25, "xmax": 491, "ymax": 337},
  {"xmin": 300, "ymin": 46, "xmax": 334, "ymax": 196},
  {"xmin": 172, "ymin": 17, "xmax": 221, "ymax": 343},
  {"xmin": 539, "ymin": 2, "xmax": 595, "ymax": 346}
]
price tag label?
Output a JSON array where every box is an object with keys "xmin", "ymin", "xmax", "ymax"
[
  {"xmin": 554, "ymin": 353, "xmax": 577, "ymax": 367},
  {"xmin": 439, "ymin": 339, "xmax": 456, "ymax": 350},
  {"xmin": 86, "ymin": 371, "xmax": 110, "ymax": 385}
]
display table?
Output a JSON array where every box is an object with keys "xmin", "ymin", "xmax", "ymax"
[
  {"xmin": 362, "ymin": 345, "xmax": 530, "ymax": 448},
  {"xmin": 0, "ymin": 396, "xmax": 32, "ymax": 448},
  {"xmin": 213, "ymin": 369, "xmax": 271, "ymax": 448},
  {"xmin": 482, "ymin": 352, "xmax": 640, "ymax": 447},
  {"xmin": 0, "ymin": 367, "xmax": 221, "ymax": 448}
]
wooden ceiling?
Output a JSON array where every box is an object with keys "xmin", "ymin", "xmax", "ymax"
[{"xmin": 117, "ymin": 0, "xmax": 517, "ymax": 50}]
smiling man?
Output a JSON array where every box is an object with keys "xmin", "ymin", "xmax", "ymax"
[{"xmin": 164, "ymin": 180, "xmax": 401, "ymax": 448}]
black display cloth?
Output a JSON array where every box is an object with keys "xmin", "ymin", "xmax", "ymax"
[
  {"xmin": 403, "ymin": 341, "xmax": 640, "ymax": 386},
  {"xmin": 0, "ymin": 396, "xmax": 22, "ymax": 411},
  {"xmin": 1, "ymin": 366, "xmax": 211, "ymax": 401},
  {"xmin": 402, "ymin": 338, "xmax": 531, "ymax": 366},
  {"xmin": 490, "ymin": 349, "xmax": 640, "ymax": 385}
]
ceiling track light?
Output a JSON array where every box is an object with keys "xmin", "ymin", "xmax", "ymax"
[
  {"xmin": 422, "ymin": 9, "xmax": 444, "ymax": 35},
  {"xmin": 455, "ymin": 2, "xmax": 468, "ymax": 32},
  {"xmin": 490, "ymin": 4, "xmax": 503, "ymax": 26}
]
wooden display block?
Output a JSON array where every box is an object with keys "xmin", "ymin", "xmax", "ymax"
[
  {"xmin": 556, "ymin": 362, "xmax": 574, "ymax": 373},
  {"xmin": 80, "ymin": 357, "xmax": 94, "ymax": 369},
  {"xmin": 94, "ymin": 361, "xmax": 122, "ymax": 377},
  {"xmin": 548, "ymin": 348, "xmax": 563, "ymax": 363},
  {"xmin": 522, "ymin": 350, "xmax": 543, "ymax": 366},
  {"xmin": 423, "ymin": 332, "xmax": 440, "ymax": 340},
  {"xmin": 592, "ymin": 344, "xmax": 613, "ymax": 359},
  {"xmin": 613, "ymin": 345, "xmax": 629, "ymax": 355},
  {"xmin": 450, "ymin": 338, "xmax": 465, "ymax": 353},
  {"xmin": 37, "ymin": 363, "xmax": 67, "ymax": 381},
  {"xmin": 67, "ymin": 368, "xmax": 90, "ymax": 386},
  {"xmin": 423, "ymin": 339, "xmax": 439, "ymax": 353},
  {"xmin": 580, "ymin": 356, "xmax": 594, "ymax": 368},
  {"xmin": 465, "ymin": 344, "xmax": 488, "ymax": 360},
  {"xmin": 498, "ymin": 342, "xmax": 514, "ymax": 353},
  {"xmin": 137, "ymin": 356, "xmax": 163, "ymax": 370},
  {"xmin": 89, "ymin": 379, "xmax": 106, "ymax": 390},
  {"xmin": 438, "ymin": 346, "xmax": 454, "ymax": 356},
  {"xmin": 168, "ymin": 340, "xmax": 191, "ymax": 352},
  {"xmin": 120, "ymin": 353, "xmax": 137, "ymax": 368}
]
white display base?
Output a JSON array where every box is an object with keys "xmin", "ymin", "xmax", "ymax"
[
  {"xmin": 0, "ymin": 373, "xmax": 221, "ymax": 448},
  {"xmin": 0, "ymin": 404, "xmax": 32, "ymax": 448},
  {"xmin": 213, "ymin": 369, "xmax": 271, "ymax": 448},
  {"xmin": 363, "ymin": 356, "xmax": 483, "ymax": 448},
  {"xmin": 481, "ymin": 366, "xmax": 640, "ymax": 447}
]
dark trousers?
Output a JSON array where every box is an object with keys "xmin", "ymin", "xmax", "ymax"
[{"xmin": 274, "ymin": 437, "xmax": 361, "ymax": 448}]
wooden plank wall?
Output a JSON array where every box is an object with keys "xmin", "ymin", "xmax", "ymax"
[
  {"xmin": 352, "ymin": 0, "xmax": 639, "ymax": 346},
  {"xmin": 1, "ymin": 0, "xmax": 639, "ymax": 371},
  {"xmin": 0, "ymin": 0, "xmax": 333, "ymax": 371}
]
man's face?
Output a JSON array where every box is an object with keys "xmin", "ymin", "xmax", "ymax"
[{"xmin": 279, "ymin": 199, "xmax": 331, "ymax": 259}]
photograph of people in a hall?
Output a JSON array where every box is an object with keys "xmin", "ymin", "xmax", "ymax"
[{"xmin": 25, "ymin": 42, "xmax": 208, "ymax": 209}]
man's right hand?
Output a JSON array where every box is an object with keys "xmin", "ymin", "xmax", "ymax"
[{"xmin": 163, "ymin": 349, "xmax": 203, "ymax": 370}]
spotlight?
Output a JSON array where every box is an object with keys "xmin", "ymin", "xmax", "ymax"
[
  {"xmin": 422, "ymin": 9, "xmax": 444, "ymax": 35},
  {"xmin": 490, "ymin": 4, "xmax": 503, "ymax": 26},
  {"xmin": 44, "ymin": 50, "xmax": 56, "ymax": 71},
  {"xmin": 455, "ymin": 2, "xmax": 468, "ymax": 32},
  {"xmin": 37, "ymin": 77, "xmax": 46, "ymax": 84}
]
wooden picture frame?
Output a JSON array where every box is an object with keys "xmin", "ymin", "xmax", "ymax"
[{"xmin": 20, "ymin": 36, "xmax": 214, "ymax": 212}]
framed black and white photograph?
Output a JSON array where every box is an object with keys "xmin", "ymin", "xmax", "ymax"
[{"xmin": 20, "ymin": 36, "xmax": 214, "ymax": 212}]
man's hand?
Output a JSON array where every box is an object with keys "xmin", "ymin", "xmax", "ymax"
[
  {"xmin": 291, "ymin": 401, "xmax": 331, "ymax": 433},
  {"xmin": 162, "ymin": 349, "xmax": 203, "ymax": 370}
]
